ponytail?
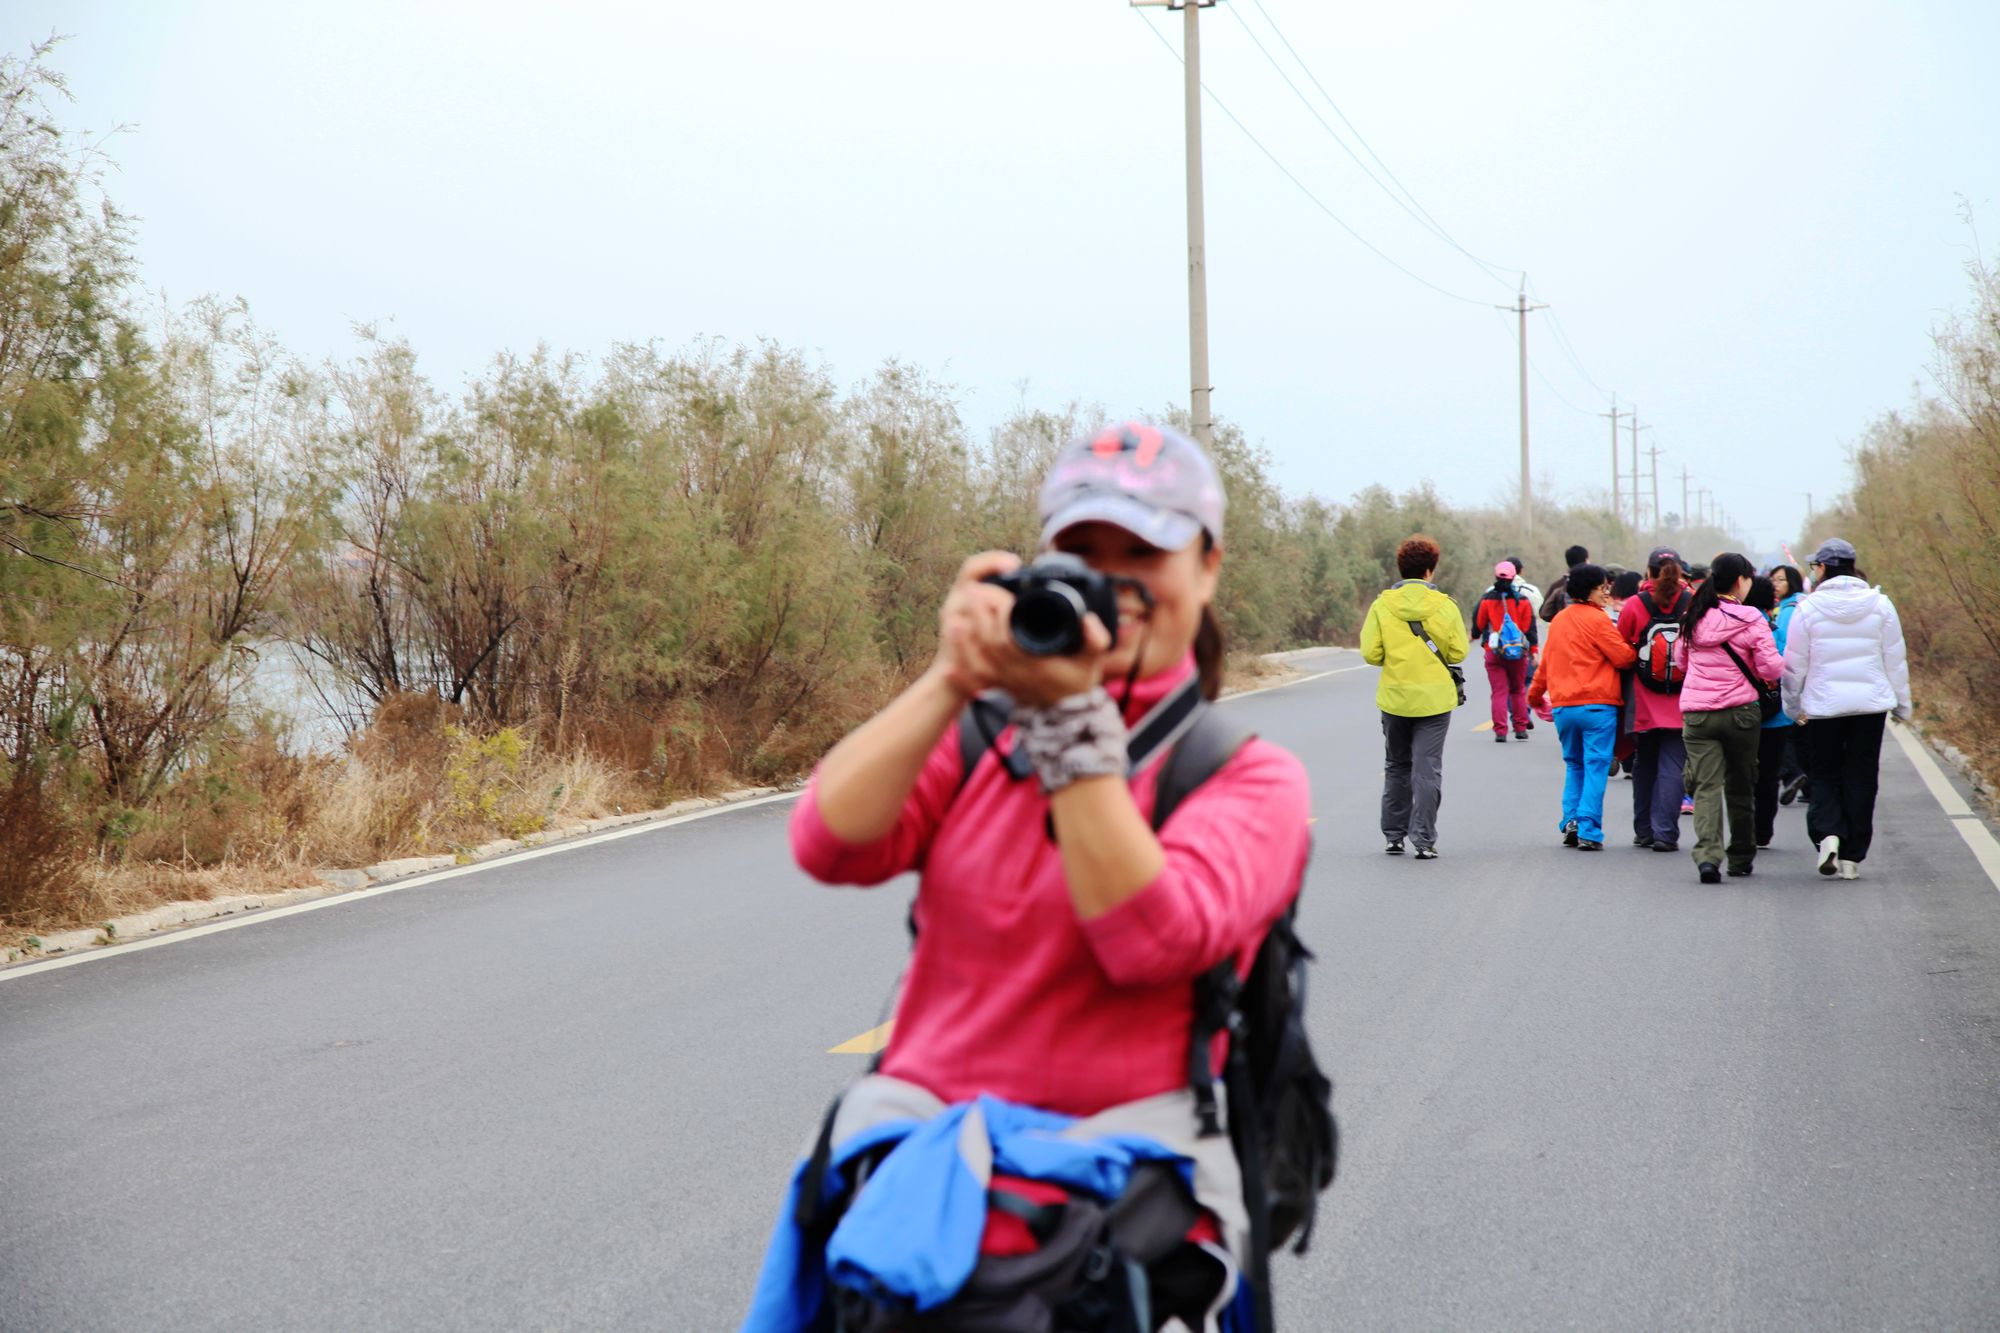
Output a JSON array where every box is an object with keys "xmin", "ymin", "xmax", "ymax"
[
  {"xmin": 1652, "ymin": 558, "xmax": 1683, "ymax": 609},
  {"xmin": 1196, "ymin": 604, "xmax": 1225, "ymax": 701},
  {"xmin": 1682, "ymin": 551, "xmax": 1753, "ymax": 641}
]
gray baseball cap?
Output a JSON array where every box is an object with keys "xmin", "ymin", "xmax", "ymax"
[
  {"xmin": 1810, "ymin": 537, "xmax": 1857, "ymax": 564},
  {"xmin": 1038, "ymin": 421, "xmax": 1226, "ymax": 551}
]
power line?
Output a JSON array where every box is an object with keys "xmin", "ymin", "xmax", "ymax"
[
  {"xmin": 1525, "ymin": 273, "xmax": 1610, "ymax": 398},
  {"xmin": 1135, "ymin": 12, "xmax": 1492, "ymax": 308},
  {"xmin": 1226, "ymin": 5, "xmax": 1624, "ymax": 412},
  {"xmin": 1242, "ymin": 0, "xmax": 1520, "ymax": 290},
  {"xmin": 1224, "ymin": 3, "xmax": 1516, "ymax": 295}
]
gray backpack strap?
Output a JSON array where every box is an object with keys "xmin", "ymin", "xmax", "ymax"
[{"xmin": 1151, "ymin": 704, "xmax": 1253, "ymax": 833}]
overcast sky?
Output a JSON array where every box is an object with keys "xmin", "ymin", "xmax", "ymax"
[{"xmin": 13, "ymin": 0, "xmax": 1999, "ymax": 554}]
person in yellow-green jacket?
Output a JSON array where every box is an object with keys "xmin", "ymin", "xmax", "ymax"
[{"xmin": 1360, "ymin": 535, "xmax": 1468, "ymax": 860}]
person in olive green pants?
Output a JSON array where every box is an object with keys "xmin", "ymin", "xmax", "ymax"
[
  {"xmin": 1673, "ymin": 553, "xmax": 1785, "ymax": 882},
  {"xmin": 1681, "ymin": 704, "xmax": 1762, "ymax": 872}
]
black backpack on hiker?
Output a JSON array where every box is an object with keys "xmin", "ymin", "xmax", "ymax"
[{"xmin": 803, "ymin": 691, "xmax": 1337, "ymax": 1333}]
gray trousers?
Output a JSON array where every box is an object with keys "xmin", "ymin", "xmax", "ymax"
[{"xmin": 1381, "ymin": 710, "xmax": 1451, "ymax": 849}]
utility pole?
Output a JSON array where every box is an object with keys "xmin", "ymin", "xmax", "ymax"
[
  {"xmin": 1600, "ymin": 398, "xmax": 1628, "ymax": 524},
  {"xmin": 1132, "ymin": 1, "xmax": 1218, "ymax": 446},
  {"xmin": 1680, "ymin": 466, "xmax": 1690, "ymax": 531},
  {"xmin": 1497, "ymin": 292, "xmax": 1549, "ymax": 536},
  {"xmin": 1644, "ymin": 444, "xmax": 1664, "ymax": 530},
  {"xmin": 1627, "ymin": 412, "xmax": 1651, "ymax": 532}
]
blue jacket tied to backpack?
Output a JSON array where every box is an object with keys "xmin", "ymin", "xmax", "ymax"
[{"xmin": 743, "ymin": 1088, "xmax": 1205, "ymax": 1331}]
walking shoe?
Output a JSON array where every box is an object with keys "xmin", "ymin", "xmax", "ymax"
[
  {"xmin": 1756, "ymin": 837, "xmax": 1771, "ymax": 848},
  {"xmin": 1698, "ymin": 862, "xmax": 1722, "ymax": 884},
  {"xmin": 1727, "ymin": 863, "xmax": 1753, "ymax": 877},
  {"xmin": 1632, "ymin": 834, "xmax": 1653, "ymax": 847},
  {"xmin": 1414, "ymin": 846, "xmax": 1439, "ymax": 860},
  {"xmin": 1817, "ymin": 834, "xmax": 1841, "ymax": 877},
  {"xmin": 1563, "ymin": 820, "xmax": 1579, "ymax": 847},
  {"xmin": 1837, "ymin": 859, "xmax": 1860, "ymax": 880},
  {"xmin": 1780, "ymin": 774, "xmax": 1807, "ymax": 806},
  {"xmin": 1513, "ymin": 729, "xmax": 1530, "ymax": 740},
  {"xmin": 1651, "ymin": 840, "xmax": 1678, "ymax": 852},
  {"xmin": 1385, "ymin": 839, "xmax": 1404, "ymax": 855},
  {"xmin": 1577, "ymin": 839, "xmax": 1604, "ymax": 851},
  {"xmin": 1680, "ymin": 796, "xmax": 1695, "ymax": 816},
  {"xmin": 1494, "ymin": 732, "xmax": 1508, "ymax": 743},
  {"xmin": 1524, "ymin": 718, "xmax": 1536, "ymax": 730}
]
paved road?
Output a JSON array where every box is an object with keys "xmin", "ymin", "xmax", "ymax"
[{"xmin": 5, "ymin": 652, "xmax": 1999, "ymax": 1330}]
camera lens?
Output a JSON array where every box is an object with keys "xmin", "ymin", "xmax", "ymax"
[{"xmin": 1011, "ymin": 583, "xmax": 1087, "ymax": 656}]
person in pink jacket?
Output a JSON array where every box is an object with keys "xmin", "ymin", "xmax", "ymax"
[{"xmin": 1672, "ymin": 552, "xmax": 1785, "ymax": 883}]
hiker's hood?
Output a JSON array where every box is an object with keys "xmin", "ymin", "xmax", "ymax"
[
  {"xmin": 1384, "ymin": 580, "xmax": 1448, "ymax": 621},
  {"xmin": 1806, "ymin": 576, "xmax": 1887, "ymax": 623}
]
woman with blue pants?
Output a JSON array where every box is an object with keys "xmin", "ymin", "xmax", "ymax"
[{"xmin": 1528, "ymin": 564, "xmax": 1639, "ymax": 849}]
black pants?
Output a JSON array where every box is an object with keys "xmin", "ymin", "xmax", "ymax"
[
  {"xmin": 1804, "ymin": 712, "xmax": 1887, "ymax": 862},
  {"xmin": 1753, "ymin": 727, "xmax": 1797, "ymax": 846}
]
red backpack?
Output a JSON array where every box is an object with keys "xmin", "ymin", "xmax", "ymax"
[{"xmin": 1636, "ymin": 588, "xmax": 1691, "ymax": 693}]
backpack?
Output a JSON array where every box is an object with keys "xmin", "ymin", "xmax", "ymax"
[
  {"xmin": 1635, "ymin": 589, "xmax": 1689, "ymax": 694},
  {"xmin": 1493, "ymin": 598, "xmax": 1528, "ymax": 661},
  {"xmin": 818, "ymin": 690, "xmax": 1336, "ymax": 1333}
]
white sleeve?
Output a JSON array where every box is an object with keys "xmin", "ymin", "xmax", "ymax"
[
  {"xmin": 1880, "ymin": 598, "xmax": 1912, "ymax": 717},
  {"xmin": 1781, "ymin": 603, "xmax": 1811, "ymax": 721}
]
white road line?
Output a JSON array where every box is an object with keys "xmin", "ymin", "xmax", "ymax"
[
  {"xmin": 1888, "ymin": 719, "xmax": 2000, "ymax": 892},
  {"xmin": 1226, "ymin": 661, "xmax": 1366, "ymax": 702},
  {"xmin": 0, "ymin": 791, "xmax": 804, "ymax": 984}
]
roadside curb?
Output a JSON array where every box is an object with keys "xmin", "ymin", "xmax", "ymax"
[{"xmin": 2, "ymin": 786, "xmax": 784, "ymax": 969}]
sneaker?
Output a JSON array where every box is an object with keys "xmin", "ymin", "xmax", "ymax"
[
  {"xmin": 1817, "ymin": 835, "xmax": 1841, "ymax": 877},
  {"xmin": 1632, "ymin": 834, "xmax": 1653, "ymax": 847},
  {"xmin": 1414, "ymin": 846, "xmax": 1439, "ymax": 861},
  {"xmin": 1680, "ymin": 796, "xmax": 1695, "ymax": 816},
  {"xmin": 1577, "ymin": 839, "xmax": 1604, "ymax": 851},
  {"xmin": 1698, "ymin": 862, "xmax": 1722, "ymax": 884},
  {"xmin": 1727, "ymin": 863, "xmax": 1753, "ymax": 877},
  {"xmin": 1563, "ymin": 820, "xmax": 1579, "ymax": 847},
  {"xmin": 1837, "ymin": 859, "xmax": 1860, "ymax": 880},
  {"xmin": 1756, "ymin": 837, "xmax": 1771, "ymax": 848},
  {"xmin": 1525, "ymin": 718, "xmax": 1536, "ymax": 730},
  {"xmin": 1780, "ymin": 774, "xmax": 1807, "ymax": 806},
  {"xmin": 1494, "ymin": 732, "xmax": 1508, "ymax": 743},
  {"xmin": 1385, "ymin": 839, "xmax": 1404, "ymax": 855},
  {"xmin": 1651, "ymin": 840, "xmax": 1678, "ymax": 853},
  {"xmin": 1513, "ymin": 729, "xmax": 1530, "ymax": 740}
]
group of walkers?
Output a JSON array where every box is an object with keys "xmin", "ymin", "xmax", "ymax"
[{"xmin": 1366, "ymin": 536, "xmax": 1912, "ymax": 885}]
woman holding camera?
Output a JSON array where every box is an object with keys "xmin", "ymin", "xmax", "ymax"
[{"xmin": 769, "ymin": 422, "xmax": 1311, "ymax": 1330}]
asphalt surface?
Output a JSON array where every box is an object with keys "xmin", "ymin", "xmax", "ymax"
[{"xmin": 5, "ymin": 649, "xmax": 1999, "ymax": 1330}]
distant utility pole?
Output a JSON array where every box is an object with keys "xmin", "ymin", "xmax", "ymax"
[
  {"xmin": 1132, "ymin": 0, "xmax": 1218, "ymax": 446},
  {"xmin": 1644, "ymin": 444, "xmax": 1664, "ymax": 530},
  {"xmin": 1497, "ymin": 292, "xmax": 1549, "ymax": 536},
  {"xmin": 1601, "ymin": 398, "xmax": 1628, "ymax": 524},
  {"xmin": 1680, "ymin": 466, "xmax": 1691, "ymax": 531},
  {"xmin": 1628, "ymin": 412, "xmax": 1651, "ymax": 532}
]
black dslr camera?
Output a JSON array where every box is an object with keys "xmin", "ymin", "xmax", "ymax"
[{"xmin": 983, "ymin": 553, "xmax": 1144, "ymax": 656}]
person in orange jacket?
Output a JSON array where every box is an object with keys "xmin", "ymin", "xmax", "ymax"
[{"xmin": 1529, "ymin": 563, "xmax": 1638, "ymax": 849}]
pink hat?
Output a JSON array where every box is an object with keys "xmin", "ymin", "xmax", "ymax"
[{"xmin": 1494, "ymin": 560, "xmax": 1518, "ymax": 579}]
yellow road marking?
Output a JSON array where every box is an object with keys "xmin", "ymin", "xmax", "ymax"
[
  {"xmin": 830, "ymin": 1022, "xmax": 894, "ymax": 1055},
  {"xmin": 1474, "ymin": 720, "xmax": 1494, "ymax": 732}
]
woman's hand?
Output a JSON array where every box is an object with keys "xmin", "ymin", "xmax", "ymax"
[{"xmin": 931, "ymin": 551, "xmax": 1113, "ymax": 708}]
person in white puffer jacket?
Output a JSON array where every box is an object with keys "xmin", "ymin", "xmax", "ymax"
[{"xmin": 1781, "ymin": 538, "xmax": 1912, "ymax": 880}]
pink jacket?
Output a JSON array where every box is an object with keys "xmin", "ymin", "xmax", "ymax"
[
  {"xmin": 789, "ymin": 654, "xmax": 1312, "ymax": 1117},
  {"xmin": 1674, "ymin": 601, "xmax": 1783, "ymax": 713}
]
